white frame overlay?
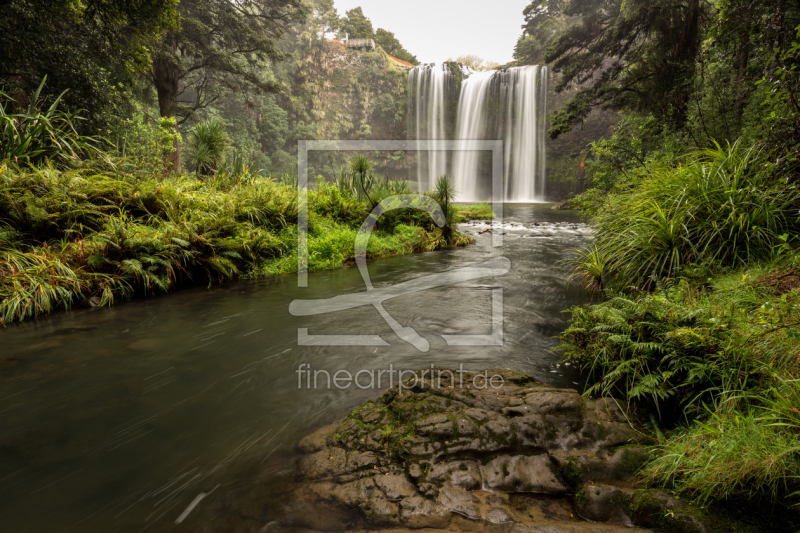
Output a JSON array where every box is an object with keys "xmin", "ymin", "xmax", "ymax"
[{"xmin": 292, "ymin": 140, "xmax": 507, "ymax": 349}]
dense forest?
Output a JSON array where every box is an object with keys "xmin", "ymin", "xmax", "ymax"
[
  {"xmin": 0, "ymin": 0, "xmax": 490, "ymax": 325},
  {"xmin": 2, "ymin": 0, "xmax": 800, "ymax": 529},
  {"xmin": 518, "ymin": 0, "xmax": 800, "ymax": 522}
]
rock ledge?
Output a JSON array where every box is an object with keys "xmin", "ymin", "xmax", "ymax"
[{"xmin": 290, "ymin": 369, "xmax": 710, "ymax": 533}]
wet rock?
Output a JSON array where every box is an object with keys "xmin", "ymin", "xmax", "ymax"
[
  {"xmin": 550, "ymin": 446, "xmax": 649, "ymax": 486},
  {"xmin": 346, "ymin": 450, "xmax": 379, "ymax": 471},
  {"xmin": 298, "ymin": 423, "xmax": 337, "ymax": 454},
  {"xmin": 481, "ymin": 455, "xmax": 569, "ymax": 494},
  {"xmin": 522, "ymin": 390, "xmax": 583, "ymax": 416},
  {"xmin": 426, "ymin": 460, "xmax": 482, "ymax": 490},
  {"xmin": 576, "ymin": 482, "xmax": 632, "ymax": 525},
  {"xmin": 399, "ymin": 494, "xmax": 451, "ymax": 528},
  {"xmin": 376, "ymin": 474, "xmax": 417, "ymax": 501},
  {"xmin": 628, "ymin": 490, "xmax": 709, "ymax": 533},
  {"xmin": 485, "ymin": 506, "xmax": 516, "ymax": 524},
  {"xmin": 416, "ymin": 413, "xmax": 454, "ymax": 437},
  {"xmin": 298, "ymin": 447, "xmax": 347, "ymax": 480},
  {"xmin": 291, "ymin": 368, "xmax": 710, "ymax": 533},
  {"xmin": 436, "ymin": 486, "xmax": 481, "ymax": 520},
  {"xmin": 364, "ymin": 495, "xmax": 398, "ymax": 524}
]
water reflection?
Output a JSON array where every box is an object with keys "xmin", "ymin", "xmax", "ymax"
[{"xmin": 0, "ymin": 204, "xmax": 587, "ymax": 532}]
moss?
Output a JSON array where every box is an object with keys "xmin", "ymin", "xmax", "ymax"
[{"xmin": 558, "ymin": 456, "xmax": 584, "ymax": 490}]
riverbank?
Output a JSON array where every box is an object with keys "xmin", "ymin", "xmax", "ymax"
[
  {"xmin": 560, "ymin": 142, "xmax": 800, "ymax": 522},
  {"xmin": 0, "ymin": 161, "xmax": 492, "ymax": 325},
  {"xmin": 284, "ymin": 368, "xmax": 798, "ymax": 533}
]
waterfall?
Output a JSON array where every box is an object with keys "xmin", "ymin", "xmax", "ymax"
[
  {"xmin": 451, "ymin": 71, "xmax": 495, "ymax": 202},
  {"xmin": 407, "ymin": 64, "xmax": 451, "ymax": 192},
  {"xmin": 502, "ymin": 66, "xmax": 548, "ymax": 202},
  {"xmin": 408, "ymin": 64, "xmax": 549, "ymax": 202}
]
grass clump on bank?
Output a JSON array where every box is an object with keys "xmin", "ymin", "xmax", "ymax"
[
  {"xmin": 0, "ymin": 102, "xmax": 484, "ymax": 324},
  {"xmin": 573, "ymin": 142, "xmax": 800, "ymax": 291},
  {"xmin": 0, "ymin": 91, "xmax": 489, "ymax": 325},
  {"xmin": 561, "ymin": 141, "xmax": 800, "ymax": 511},
  {"xmin": 0, "ymin": 81, "xmax": 490, "ymax": 326},
  {"xmin": 0, "ymin": 162, "xmax": 481, "ymax": 325},
  {"xmin": 642, "ymin": 374, "xmax": 800, "ymax": 506}
]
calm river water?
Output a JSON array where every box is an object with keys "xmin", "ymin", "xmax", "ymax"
[{"xmin": 0, "ymin": 205, "xmax": 588, "ymax": 532}]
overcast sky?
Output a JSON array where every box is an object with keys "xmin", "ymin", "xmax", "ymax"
[{"xmin": 332, "ymin": 1, "xmax": 530, "ymax": 64}]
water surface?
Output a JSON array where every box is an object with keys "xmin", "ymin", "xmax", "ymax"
[{"xmin": 0, "ymin": 204, "xmax": 588, "ymax": 532}]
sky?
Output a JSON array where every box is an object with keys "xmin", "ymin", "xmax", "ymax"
[{"xmin": 331, "ymin": 0, "xmax": 531, "ymax": 64}]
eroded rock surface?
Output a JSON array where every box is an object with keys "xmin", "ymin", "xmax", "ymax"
[{"xmin": 289, "ymin": 369, "xmax": 708, "ymax": 533}]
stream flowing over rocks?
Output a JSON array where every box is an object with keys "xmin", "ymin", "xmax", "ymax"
[{"xmin": 288, "ymin": 369, "xmax": 711, "ymax": 533}]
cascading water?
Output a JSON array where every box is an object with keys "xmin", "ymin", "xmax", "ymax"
[
  {"xmin": 408, "ymin": 64, "xmax": 549, "ymax": 202},
  {"xmin": 451, "ymin": 71, "xmax": 495, "ymax": 201},
  {"xmin": 407, "ymin": 64, "xmax": 451, "ymax": 192},
  {"xmin": 502, "ymin": 66, "xmax": 548, "ymax": 201}
]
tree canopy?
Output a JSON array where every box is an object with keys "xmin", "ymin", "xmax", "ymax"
[
  {"xmin": 374, "ymin": 29, "xmax": 419, "ymax": 65},
  {"xmin": 542, "ymin": 0, "xmax": 706, "ymax": 138},
  {"xmin": 148, "ymin": 0, "xmax": 306, "ymax": 124},
  {"xmin": 340, "ymin": 7, "xmax": 374, "ymax": 40},
  {"xmin": 0, "ymin": 0, "xmax": 178, "ymax": 126},
  {"xmin": 531, "ymin": 0, "xmax": 800, "ymax": 143},
  {"xmin": 514, "ymin": 0, "xmax": 569, "ymax": 64}
]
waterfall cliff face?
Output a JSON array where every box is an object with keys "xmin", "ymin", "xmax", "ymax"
[{"xmin": 408, "ymin": 64, "xmax": 548, "ymax": 202}]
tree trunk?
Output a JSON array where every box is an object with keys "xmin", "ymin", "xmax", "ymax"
[{"xmin": 153, "ymin": 45, "xmax": 181, "ymax": 173}]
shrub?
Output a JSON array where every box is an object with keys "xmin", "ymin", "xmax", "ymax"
[
  {"xmin": 0, "ymin": 158, "xmax": 484, "ymax": 324},
  {"xmin": 581, "ymin": 141, "xmax": 800, "ymax": 291},
  {"xmin": 0, "ymin": 77, "xmax": 106, "ymax": 167},
  {"xmin": 558, "ymin": 269, "xmax": 799, "ymax": 422},
  {"xmin": 185, "ymin": 118, "xmax": 230, "ymax": 176},
  {"xmin": 643, "ymin": 374, "xmax": 800, "ymax": 507},
  {"xmin": 112, "ymin": 101, "xmax": 180, "ymax": 177}
]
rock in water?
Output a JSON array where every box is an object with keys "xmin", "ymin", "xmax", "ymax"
[{"xmin": 290, "ymin": 369, "xmax": 711, "ymax": 533}]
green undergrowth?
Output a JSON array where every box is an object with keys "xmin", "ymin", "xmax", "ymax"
[
  {"xmin": 562, "ymin": 139, "xmax": 800, "ymax": 513},
  {"xmin": 561, "ymin": 259, "xmax": 800, "ymax": 509},
  {"xmin": 572, "ymin": 142, "xmax": 800, "ymax": 292},
  {"xmin": 0, "ymin": 162, "xmax": 486, "ymax": 325},
  {"xmin": 455, "ymin": 203, "xmax": 495, "ymax": 222}
]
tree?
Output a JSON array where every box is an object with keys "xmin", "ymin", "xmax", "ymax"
[
  {"xmin": 340, "ymin": 7, "xmax": 374, "ymax": 40},
  {"xmin": 0, "ymin": 0, "xmax": 178, "ymax": 129},
  {"xmin": 448, "ymin": 55, "xmax": 499, "ymax": 71},
  {"xmin": 374, "ymin": 29, "xmax": 419, "ymax": 65},
  {"xmin": 514, "ymin": 0, "xmax": 568, "ymax": 64},
  {"xmin": 544, "ymin": 0, "xmax": 707, "ymax": 138},
  {"xmin": 311, "ymin": 0, "xmax": 340, "ymax": 34},
  {"xmin": 148, "ymin": 0, "xmax": 306, "ymax": 170},
  {"xmin": 150, "ymin": 0, "xmax": 306, "ymax": 122}
]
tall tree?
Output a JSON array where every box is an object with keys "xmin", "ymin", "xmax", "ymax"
[
  {"xmin": 310, "ymin": 0, "xmax": 340, "ymax": 34},
  {"xmin": 150, "ymin": 0, "xmax": 306, "ymax": 123},
  {"xmin": 514, "ymin": 0, "xmax": 568, "ymax": 64},
  {"xmin": 148, "ymin": 0, "xmax": 306, "ymax": 170},
  {"xmin": 374, "ymin": 29, "xmax": 419, "ymax": 65},
  {"xmin": 0, "ymin": 0, "xmax": 178, "ymax": 127},
  {"xmin": 340, "ymin": 7, "xmax": 374, "ymax": 40},
  {"xmin": 544, "ymin": 0, "xmax": 707, "ymax": 138}
]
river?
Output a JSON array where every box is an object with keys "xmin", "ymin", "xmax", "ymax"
[{"xmin": 0, "ymin": 204, "xmax": 588, "ymax": 532}]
